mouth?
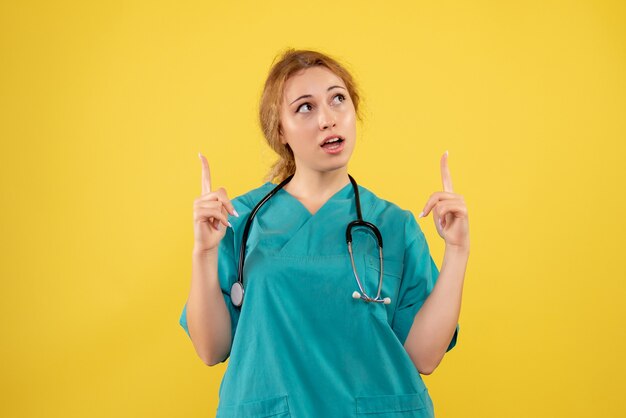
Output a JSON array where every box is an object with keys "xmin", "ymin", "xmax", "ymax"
[
  {"xmin": 320, "ymin": 135, "xmax": 345, "ymax": 149},
  {"xmin": 320, "ymin": 135, "xmax": 345, "ymax": 154}
]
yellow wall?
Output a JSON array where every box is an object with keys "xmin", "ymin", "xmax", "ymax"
[{"xmin": 1, "ymin": 1, "xmax": 624, "ymax": 417}]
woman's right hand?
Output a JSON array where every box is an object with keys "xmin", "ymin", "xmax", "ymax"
[{"xmin": 193, "ymin": 153, "xmax": 238, "ymax": 253}]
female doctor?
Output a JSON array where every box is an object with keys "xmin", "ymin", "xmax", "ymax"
[{"xmin": 179, "ymin": 49, "xmax": 470, "ymax": 418}]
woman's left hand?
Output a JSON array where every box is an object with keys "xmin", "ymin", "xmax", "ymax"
[{"xmin": 418, "ymin": 151, "xmax": 470, "ymax": 250}]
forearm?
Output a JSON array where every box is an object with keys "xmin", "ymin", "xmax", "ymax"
[
  {"xmin": 185, "ymin": 248, "xmax": 232, "ymax": 366},
  {"xmin": 404, "ymin": 244, "xmax": 469, "ymax": 374}
]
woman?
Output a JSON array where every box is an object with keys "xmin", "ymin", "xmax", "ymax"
[{"xmin": 180, "ymin": 49, "xmax": 470, "ymax": 417}]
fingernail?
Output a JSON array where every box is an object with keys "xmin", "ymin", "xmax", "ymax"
[
  {"xmin": 445, "ymin": 150, "xmax": 449, "ymax": 157},
  {"xmin": 233, "ymin": 209, "xmax": 239, "ymax": 218},
  {"xmin": 228, "ymin": 221, "xmax": 233, "ymax": 228},
  {"xmin": 198, "ymin": 152, "xmax": 202, "ymax": 159},
  {"xmin": 418, "ymin": 211, "xmax": 424, "ymax": 218}
]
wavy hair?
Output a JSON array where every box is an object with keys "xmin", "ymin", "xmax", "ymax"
[{"xmin": 259, "ymin": 48, "xmax": 364, "ymax": 183}]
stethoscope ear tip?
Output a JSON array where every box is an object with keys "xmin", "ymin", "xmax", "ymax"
[
  {"xmin": 352, "ymin": 291, "xmax": 361, "ymax": 299},
  {"xmin": 383, "ymin": 297, "xmax": 391, "ymax": 305}
]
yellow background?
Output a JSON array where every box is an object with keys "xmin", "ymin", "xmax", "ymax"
[{"xmin": 1, "ymin": 0, "xmax": 625, "ymax": 417}]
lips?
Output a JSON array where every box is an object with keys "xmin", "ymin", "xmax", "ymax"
[
  {"xmin": 319, "ymin": 134, "xmax": 346, "ymax": 155},
  {"xmin": 320, "ymin": 135, "xmax": 345, "ymax": 147}
]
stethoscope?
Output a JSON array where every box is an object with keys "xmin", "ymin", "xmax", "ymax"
[{"xmin": 230, "ymin": 173, "xmax": 391, "ymax": 309}]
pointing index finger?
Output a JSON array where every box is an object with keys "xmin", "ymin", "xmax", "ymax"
[
  {"xmin": 199, "ymin": 152, "xmax": 212, "ymax": 194},
  {"xmin": 441, "ymin": 150, "xmax": 454, "ymax": 192}
]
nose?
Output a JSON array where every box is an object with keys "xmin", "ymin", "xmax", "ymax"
[{"xmin": 319, "ymin": 105, "xmax": 336, "ymax": 130}]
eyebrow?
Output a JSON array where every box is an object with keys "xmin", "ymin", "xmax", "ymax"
[{"xmin": 289, "ymin": 85, "xmax": 346, "ymax": 106}]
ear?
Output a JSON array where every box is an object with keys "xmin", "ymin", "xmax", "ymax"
[{"xmin": 278, "ymin": 126, "xmax": 287, "ymax": 145}]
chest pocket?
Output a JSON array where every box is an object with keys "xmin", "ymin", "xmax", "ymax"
[
  {"xmin": 364, "ymin": 254, "xmax": 404, "ymax": 324},
  {"xmin": 356, "ymin": 392, "xmax": 426, "ymax": 416},
  {"xmin": 216, "ymin": 394, "xmax": 291, "ymax": 418}
]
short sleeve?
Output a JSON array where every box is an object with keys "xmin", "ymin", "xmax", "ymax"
[
  {"xmin": 391, "ymin": 211, "xmax": 459, "ymax": 352},
  {"xmin": 179, "ymin": 221, "xmax": 241, "ymax": 362}
]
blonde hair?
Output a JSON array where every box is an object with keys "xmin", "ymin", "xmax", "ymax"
[{"xmin": 259, "ymin": 48, "xmax": 364, "ymax": 183}]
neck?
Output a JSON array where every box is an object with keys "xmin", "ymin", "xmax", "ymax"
[{"xmin": 284, "ymin": 166, "xmax": 350, "ymax": 201}]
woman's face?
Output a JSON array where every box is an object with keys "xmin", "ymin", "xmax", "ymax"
[{"xmin": 279, "ymin": 66, "xmax": 356, "ymax": 175}]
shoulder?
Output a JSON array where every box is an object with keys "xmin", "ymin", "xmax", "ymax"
[
  {"xmin": 232, "ymin": 182, "xmax": 276, "ymax": 209},
  {"xmin": 357, "ymin": 184, "xmax": 425, "ymax": 247},
  {"xmin": 357, "ymin": 184, "xmax": 412, "ymax": 222},
  {"xmin": 358, "ymin": 185, "xmax": 407, "ymax": 218},
  {"xmin": 227, "ymin": 182, "xmax": 276, "ymax": 229}
]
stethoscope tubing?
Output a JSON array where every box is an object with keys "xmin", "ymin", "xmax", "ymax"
[{"xmin": 231, "ymin": 174, "xmax": 389, "ymax": 308}]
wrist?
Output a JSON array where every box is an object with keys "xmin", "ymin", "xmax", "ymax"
[
  {"xmin": 444, "ymin": 244, "xmax": 470, "ymax": 257},
  {"xmin": 192, "ymin": 246, "xmax": 218, "ymax": 258}
]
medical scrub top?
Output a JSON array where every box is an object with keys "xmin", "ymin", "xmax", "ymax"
[{"xmin": 180, "ymin": 181, "xmax": 459, "ymax": 418}]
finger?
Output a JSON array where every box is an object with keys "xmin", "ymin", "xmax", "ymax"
[
  {"xmin": 438, "ymin": 201, "xmax": 468, "ymax": 226},
  {"xmin": 196, "ymin": 192, "xmax": 220, "ymax": 203},
  {"xmin": 197, "ymin": 189, "xmax": 239, "ymax": 218},
  {"xmin": 195, "ymin": 205, "xmax": 231, "ymax": 228},
  {"xmin": 427, "ymin": 198, "xmax": 464, "ymax": 220},
  {"xmin": 214, "ymin": 188, "xmax": 239, "ymax": 217},
  {"xmin": 215, "ymin": 211, "xmax": 232, "ymax": 228},
  {"xmin": 432, "ymin": 206, "xmax": 443, "ymax": 229},
  {"xmin": 194, "ymin": 207, "xmax": 221, "ymax": 231},
  {"xmin": 418, "ymin": 192, "xmax": 460, "ymax": 218},
  {"xmin": 433, "ymin": 211, "xmax": 445, "ymax": 232},
  {"xmin": 441, "ymin": 150, "xmax": 454, "ymax": 193},
  {"xmin": 432, "ymin": 205, "xmax": 448, "ymax": 231},
  {"xmin": 210, "ymin": 206, "xmax": 231, "ymax": 229},
  {"xmin": 196, "ymin": 201, "xmax": 235, "ymax": 226},
  {"xmin": 199, "ymin": 152, "xmax": 212, "ymax": 195},
  {"xmin": 195, "ymin": 200, "xmax": 224, "ymax": 211}
]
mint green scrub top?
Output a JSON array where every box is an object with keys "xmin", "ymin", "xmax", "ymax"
[{"xmin": 180, "ymin": 182, "xmax": 459, "ymax": 418}]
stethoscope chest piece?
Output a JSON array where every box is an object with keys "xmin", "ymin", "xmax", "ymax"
[{"xmin": 231, "ymin": 282, "xmax": 244, "ymax": 307}]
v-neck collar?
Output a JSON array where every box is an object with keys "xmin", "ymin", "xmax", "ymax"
[{"xmin": 276, "ymin": 181, "xmax": 354, "ymax": 217}]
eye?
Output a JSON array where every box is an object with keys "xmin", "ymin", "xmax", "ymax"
[
  {"xmin": 295, "ymin": 94, "xmax": 346, "ymax": 114},
  {"xmin": 333, "ymin": 93, "xmax": 346, "ymax": 104},
  {"xmin": 296, "ymin": 103, "xmax": 313, "ymax": 114}
]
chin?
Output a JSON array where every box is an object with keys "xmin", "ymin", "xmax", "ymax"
[{"xmin": 323, "ymin": 159, "xmax": 351, "ymax": 173}]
